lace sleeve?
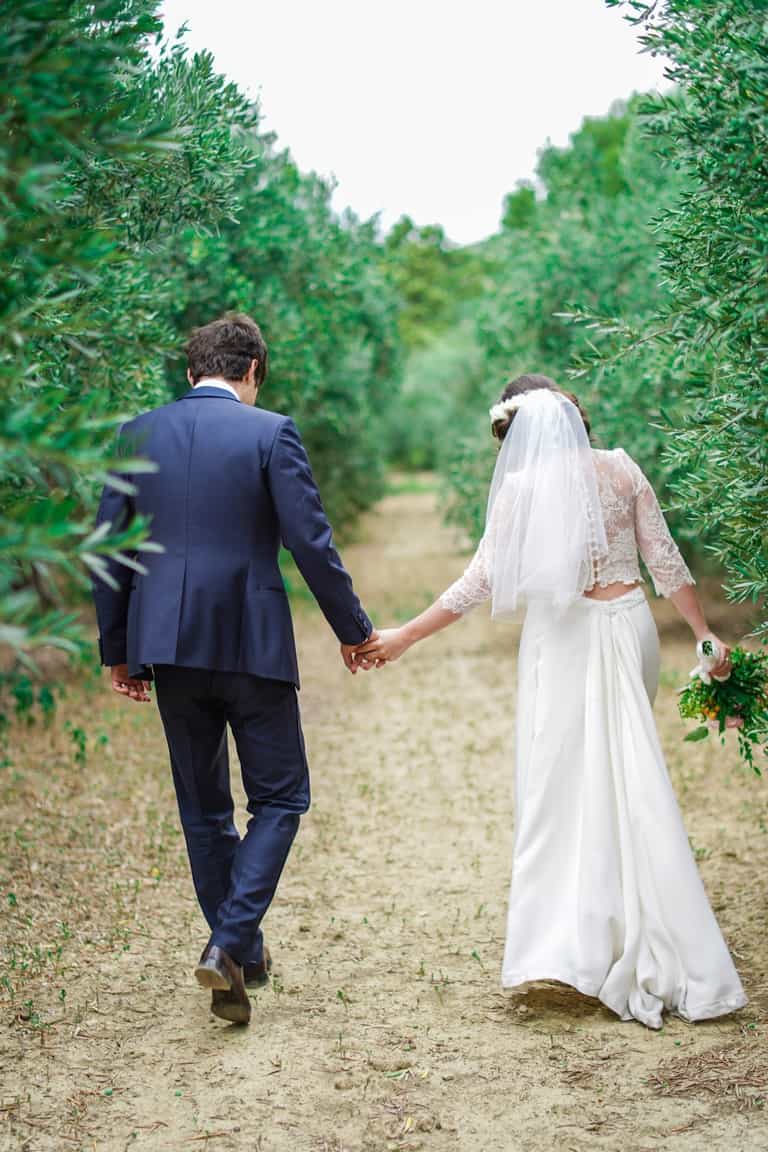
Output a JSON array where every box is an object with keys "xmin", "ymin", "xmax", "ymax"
[
  {"xmin": 439, "ymin": 533, "xmax": 492, "ymax": 615},
  {"xmin": 627, "ymin": 456, "xmax": 695, "ymax": 597}
]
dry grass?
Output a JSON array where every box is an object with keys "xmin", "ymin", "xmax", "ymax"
[
  {"xmin": 652, "ymin": 1034, "xmax": 768, "ymax": 1110},
  {"xmin": 1, "ymin": 481, "xmax": 767, "ymax": 1151}
]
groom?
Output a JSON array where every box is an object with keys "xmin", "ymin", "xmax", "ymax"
[{"xmin": 92, "ymin": 313, "xmax": 375, "ymax": 1024}]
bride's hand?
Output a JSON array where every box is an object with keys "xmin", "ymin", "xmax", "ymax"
[
  {"xmin": 355, "ymin": 627, "xmax": 411, "ymax": 667},
  {"xmin": 700, "ymin": 632, "xmax": 732, "ymax": 680}
]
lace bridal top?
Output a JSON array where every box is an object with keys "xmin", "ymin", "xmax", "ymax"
[{"xmin": 440, "ymin": 448, "xmax": 695, "ymax": 615}]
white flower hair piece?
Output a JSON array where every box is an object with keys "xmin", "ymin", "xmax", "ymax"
[{"xmin": 489, "ymin": 396, "xmax": 525, "ymax": 425}]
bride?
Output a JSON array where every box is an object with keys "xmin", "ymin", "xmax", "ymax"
[{"xmin": 358, "ymin": 374, "xmax": 747, "ymax": 1030}]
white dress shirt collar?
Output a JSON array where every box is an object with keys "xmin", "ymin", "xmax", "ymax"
[{"xmin": 193, "ymin": 378, "xmax": 240, "ymax": 400}]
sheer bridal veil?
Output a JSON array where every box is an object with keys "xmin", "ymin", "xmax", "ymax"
[{"xmin": 486, "ymin": 389, "xmax": 608, "ymax": 616}]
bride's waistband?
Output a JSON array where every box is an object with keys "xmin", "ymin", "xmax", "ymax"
[{"xmin": 578, "ymin": 587, "xmax": 647, "ymax": 613}]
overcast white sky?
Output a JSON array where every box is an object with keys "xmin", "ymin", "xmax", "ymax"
[{"xmin": 160, "ymin": 1, "xmax": 669, "ymax": 244}]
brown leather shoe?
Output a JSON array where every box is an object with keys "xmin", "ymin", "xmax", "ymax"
[
  {"xmin": 195, "ymin": 943, "xmax": 251, "ymax": 1025},
  {"xmin": 244, "ymin": 945, "xmax": 272, "ymax": 989}
]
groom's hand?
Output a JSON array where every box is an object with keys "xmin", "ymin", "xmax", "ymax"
[
  {"xmin": 110, "ymin": 664, "xmax": 152, "ymax": 702},
  {"xmin": 340, "ymin": 632, "xmax": 379, "ymax": 673}
]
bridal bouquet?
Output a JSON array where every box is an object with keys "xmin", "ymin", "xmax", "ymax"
[{"xmin": 678, "ymin": 642, "xmax": 768, "ymax": 775}]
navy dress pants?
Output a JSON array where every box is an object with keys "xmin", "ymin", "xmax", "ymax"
[{"xmin": 153, "ymin": 665, "xmax": 310, "ymax": 965}]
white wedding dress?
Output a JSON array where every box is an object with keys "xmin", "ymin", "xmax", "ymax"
[{"xmin": 440, "ymin": 447, "xmax": 747, "ymax": 1029}]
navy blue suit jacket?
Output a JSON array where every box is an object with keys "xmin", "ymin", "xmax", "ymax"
[{"xmin": 92, "ymin": 386, "xmax": 372, "ymax": 686}]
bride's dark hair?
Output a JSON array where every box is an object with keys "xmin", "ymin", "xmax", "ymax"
[{"xmin": 491, "ymin": 373, "xmax": 592, "ymax": 442}]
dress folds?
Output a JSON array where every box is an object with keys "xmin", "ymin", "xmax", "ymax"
[{"xmin": 501, "ymin": 587, "xmax": 747, "ymax": 1029}]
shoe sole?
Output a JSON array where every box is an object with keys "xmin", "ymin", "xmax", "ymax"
[
  {"xmin": 194, "ymin": 963, "xmax": 232, "ymax": 992},
  {"xmin": 210, "ymin": 995, "xmax": 251, "ymax": 1025}
]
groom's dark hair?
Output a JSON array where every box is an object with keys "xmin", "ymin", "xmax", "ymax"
[{"xmin": 186, "ymin": 313, "xmax": 268, "ymax": 387}]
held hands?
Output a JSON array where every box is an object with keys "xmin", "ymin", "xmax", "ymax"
[
  {"xmin": 340, "ymin": 637, "xmax": 376, "ymax": 673},
  {"xmin": 340, "ymin": 629, "xmax": 386, "ymax": 673},
  {"xmin": 352, "ymin": 627, "xmax": 411, "ymax": 668},
  {"xmin": 340, "ymin": 627, "xmax": 411, "ymax": 672},
  {"xmin": 110, "ymin": 664, "xmax": 152, "ymax": 702}
]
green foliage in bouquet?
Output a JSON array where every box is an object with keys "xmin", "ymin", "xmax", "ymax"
[{"xmin": 678, "ymin": 645, "xmax": 768, "ymax": 776}]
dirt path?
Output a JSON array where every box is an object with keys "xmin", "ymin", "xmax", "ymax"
[{"xmin": 1, "ymin": 479, "xmax": 767, "ymax": 1151}]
